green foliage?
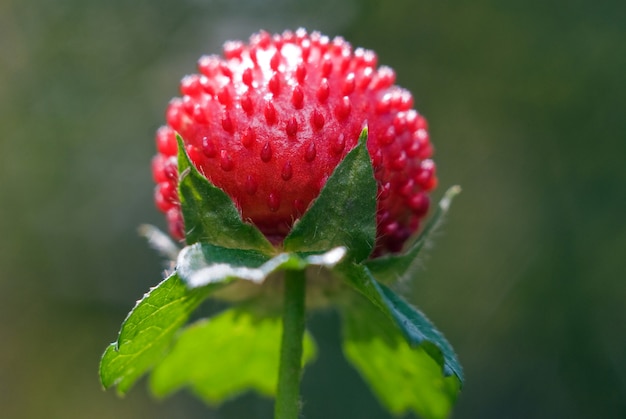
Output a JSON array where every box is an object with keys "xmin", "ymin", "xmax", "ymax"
[
  {"xmin": 101, "ymin": 128, "xmax": 463, "ymax": 419},
  {"xmin": 335, "ymin": 263, "xmax": 463, "ymax": 383},
  {"xmin": 99, "ymin": 274, "xmax": 225, "ymax": 394},
  {"xmin": 150, "ymin": 308, "xmax": 317, "ymax": 403},
  {"xmin": 177, "ymin": 134, "xmax": 275, "ymax": 253},
  {"xmin": 342, "ymin": 296, "xmax": 460, "ymax": 418},
  {"xmin": 284, "ymin": 128, "xmax": 377, "ymax": 263}
]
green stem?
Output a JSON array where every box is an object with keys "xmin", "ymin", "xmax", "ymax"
[{"xmin": 274, "ymin": 269, "xmax": 307, "ymax": 419}]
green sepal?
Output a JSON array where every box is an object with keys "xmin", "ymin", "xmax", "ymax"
[
  {"xmin": 284, "ymin": 128, "xmax": 377, "ymax": 263},
  {"xmin": 99, "ymin": 273, "xmax": 231, "ymax": 394},
  {"xmin": 341, "ymin": 295, "xmax": 461, "ymax": 419},
  {"xmin": 365, "ymin": 186, "xmax": 461, "ymax": 283},
  {"xmin": 176, "ymin": 134, "xmax": 274, "ymax": 254},
  {"xmin": 149, "ymin": 307, "xmax": 317, "ymax": 403},
  {"xmin": 334, "ymin": 262, "xmax": 463, "ymax": 383},
  {"xmin": 177, "ymin": 241, "xmax": 346, "ymax": 289}
]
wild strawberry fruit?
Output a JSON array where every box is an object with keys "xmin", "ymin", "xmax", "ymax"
[{"xmin": 152, "ymin": 29, "xmax": 437, "ymax": 253}]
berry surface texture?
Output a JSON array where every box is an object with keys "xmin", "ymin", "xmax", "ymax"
[{"xmin": 152, "ymin": 29, "xmax": 437, "ymax": 254}]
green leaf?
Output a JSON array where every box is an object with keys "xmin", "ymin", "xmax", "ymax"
[
  {"xmin": 365, "ymin": 186, "xmax": 461, "ymax": 283},
  {"xmin": 283, "ymin": 128, "xmax": 377, "ymax": 262},
  {"xmin": 178, "ymin": 241, "xmax": 346, "ymax": 289},
  {"xmin": 176, "ymin": 135, "xmax": 274, "ymax": 254},
  {"xmin": 341, "ymin": 296, "xmax": 461, "ymax": 419},
  {"xmin": 99, "ymin": 273, "xmax": 228, "ymax": 394},
  {"xmin": 150, "ymin": 308, "xmax": 317, "ymax": 403},
  {"xmin": 375, "ymin": 281, "xmax": 463, "ymax": 382},
  {"xmin": 335, "ymin": 263, "xmax": 464, "ymax": 383}
]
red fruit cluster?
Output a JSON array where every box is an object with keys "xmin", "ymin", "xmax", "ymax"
[{"xmin": 152, "ymin": 29, "xmax": 437, "ymax": 254}]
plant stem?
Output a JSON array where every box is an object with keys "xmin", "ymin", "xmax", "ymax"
[{"xmin": 274, "ymin": 269, "xmax": 307, "ymax": 419}]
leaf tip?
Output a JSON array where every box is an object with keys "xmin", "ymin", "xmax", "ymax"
[
  {"xmin": 440, "ymin": 185, "xmax": 461, "ymax": 212},
  {"xmin": 358, "ymin": 125, "xmax": 369, "ymax": 144},
  {"xmin": 176, "ymin": 133, "xmax": 193, "ymax": 171},
  {"xmin": 443, "ymin": 363, "xmax": 465, "ymax": 385},
  {"xmin": 138, "ymin": 224, "xmax": 180, "ymax": 260},
  {"xmin": 175, "ymin": 132, "xmax": 185, "ymax": 148},
  {"xmin": 99, "ymin": 343, "xmax": 118, "ymax": 390}
]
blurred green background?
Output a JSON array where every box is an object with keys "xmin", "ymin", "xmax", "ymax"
[{"xmin": 1, "ymin": 0, "xmax": 625, "ymax": 418}]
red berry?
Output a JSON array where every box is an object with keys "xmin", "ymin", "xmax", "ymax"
[{"xmin": 152, "ymin": 29, "xmax": 437, "ymax": 254}]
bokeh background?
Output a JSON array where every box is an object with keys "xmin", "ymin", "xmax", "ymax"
[{"xmin": 1, "ymin": 0, "xmax": 625, "ymax": 418}]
